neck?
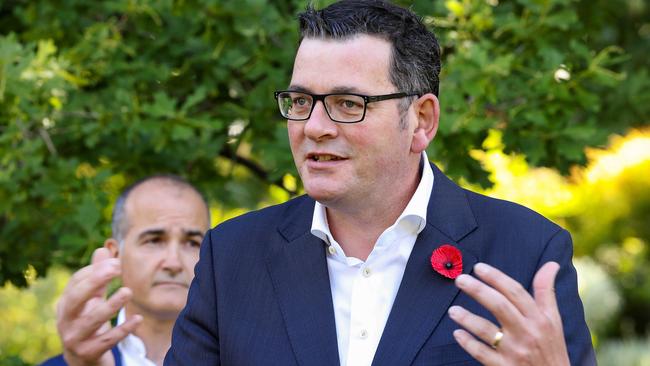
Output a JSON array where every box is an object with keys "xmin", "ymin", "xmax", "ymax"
[
  {"xmin": 327, "ymin": 158, "xmax": 422, "ymax": 261},
  {"xmin": 125, "ymin": 305, "xmax": 177, "ymax": 366}
]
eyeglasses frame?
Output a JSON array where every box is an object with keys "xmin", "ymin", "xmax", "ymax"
[{"xmin": 273, "ymin": 90, "xmax": 420, "ymax": 123}]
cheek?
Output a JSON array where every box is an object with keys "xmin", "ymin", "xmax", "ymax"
[
  {"xmin": 121, "ymin": 268, "xmax": 146, "ymax": 291},
  {"xmin": 181, "ymin": 251, "xmax": 199, "ymax": 273},
  {"xmin": 360, "ymin": 130, "xmax": 409, "ymax": 167},
  {"xmin": 287, "ymin": 127, "xmax": 306, "ymax": 170},
  {"xmin": 288, "ymin": 129, "xmax": 303, "ymax": 155},
  {"xmin": 121, "ymin": 255, "xmax": 154, "ymax": 286}
]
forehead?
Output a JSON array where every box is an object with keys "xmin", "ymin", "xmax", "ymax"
[
  {"xmin": 290, "ymin": 35, "xmax": 394, "ymax": 94},
  {"xmin": 123, "ymin": 182, "xmax": 208, "ymax": 236}
]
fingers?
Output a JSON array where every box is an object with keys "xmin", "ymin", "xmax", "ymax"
[
  {"xmin": 90, "ymin": 247, "xmax": 117, "ymax": 298},
  {"xmin": 73, "ymin": 287, "xmax": 134, "ymax": 341},
  {"xmin": 92, "ymin": 247, "xmax": 113, "ymax": 265},
  {"xmin": 58, "ymin": 256, "xmax": 121, "ymax": 320},
  {"xmin": 454, "ymin": 273, "xmax": 524, "ymax": 329},
  {"xmin": 63, "ymin": 314, "xmax": 142, "ymax": 364},
  {"xmin": 451, "ymin": 261, "xmax": 571, "ymax": 366},
  {"xmin": 59, "ymin": 286, "xmax": 141, "ymax": 364},
  {"xmin": 532, "ymin": 261, "xmax": 560, "ymax": 315},
  {"xmin": 472, "ymin": 263, "xmax": 539, "ymax": 319},
  {"xmin": 448, "ymin": 305, "xmax": 501, "ymax": 346},
  {"xmin": 452, "ymin": 329, "xmax": 501, "ymax": 366},
  {"xmin": 56, "ymin": 247, "xmax": 133, "ymax": 365}
]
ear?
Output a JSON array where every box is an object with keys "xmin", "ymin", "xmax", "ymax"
[
  {"xmin": 104, "ymin": 238, "xmax": 120, "ymax": 258},
  {"xmin": 410, "ymin": 93, "xmax": 440, "ymax": 154}
]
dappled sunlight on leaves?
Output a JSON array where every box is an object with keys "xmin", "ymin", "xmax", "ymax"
[
  {"xmin": 0, "ymin": 267, "xmax": 69, "ymax": 363},
  {"xmin": 467, "ymin": 127, "xmax": 650, "ymax": 343}
]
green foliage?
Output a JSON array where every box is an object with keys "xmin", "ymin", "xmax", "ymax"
[
  {"xmin": 597, "ymin": 335, "xmax": 650, "ymax": 366},
  {"xmin": 574, "ymin": 257, "xmax": 622, "ymax": 343},
  {"xmin": 0, "ymin": 0, "xmax": 647, "ymax": 296},
  {"xmin": 0, "ymin": 266, "xmax": 68, "ymax": 364},
  {"xmin": 419, "ymin": 0, "xmax": 650, "ymax": 181},
  {"xmin": 469, "ymin": 128, "xmax": 650, "ymax": 341},
  {"xmin": 1, "ymin": 0, "xmax": 303, "ymax": 286}
]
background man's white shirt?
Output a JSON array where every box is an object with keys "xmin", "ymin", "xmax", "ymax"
[
  {"xmin": 116, "ymin": 309, "xmax": 156, "ymax": 366},
  {"xmin": 311, "ymin": 152, "xmax": 434, "ymax": 366}
]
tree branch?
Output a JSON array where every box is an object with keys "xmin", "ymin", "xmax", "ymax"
[{"xmin": 218, "ymin": 145, "xmax": 297, "ymax": 196}]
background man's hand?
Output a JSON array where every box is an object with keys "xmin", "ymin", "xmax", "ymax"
[
  {"xmin": 449, "ymin": 262, "xmax": 570, "ymax": 366},
  {"xmin": 56, "ymin": 248, "xmax": 142, "ymax": 366}
]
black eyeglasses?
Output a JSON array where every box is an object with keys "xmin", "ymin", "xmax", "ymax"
[{"xmin": 273, "ymin": 90, "xmax": 419, "ymax": 123}]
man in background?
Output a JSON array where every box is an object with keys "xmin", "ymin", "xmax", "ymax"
[{"xmin": 42, "ymin": 175, "xmax": 210, "ymax": 366}]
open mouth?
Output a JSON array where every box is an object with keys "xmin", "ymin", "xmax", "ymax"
[{"xmin": 308, "ymin": 153, "xmax": 345, "ymax": 162}]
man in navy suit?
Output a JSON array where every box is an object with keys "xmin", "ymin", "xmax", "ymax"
[
  {"xmin": 166, "ymin": 1, "xmax": 595, "ymax": 365},
  {"xmin": 42, "ymin": 176, "xmax": 210, "ymax": 366}
]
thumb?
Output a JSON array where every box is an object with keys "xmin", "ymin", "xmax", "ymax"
[
  {"xmin": 91, "ymin": 247, "xmax": 119, "ymax": 298},
  {"xmin": 533, "ymin": 261, "xmax": 562, "ymax": 322},
  {"xmin": 91, "ymin": 247, "xmax": 113, "ymax": 265}
]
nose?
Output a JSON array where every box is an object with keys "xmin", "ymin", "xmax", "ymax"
[
  {"xmin": 304, "ymin": 101, "xmax": 338, "ymax": 142},
  {"xmin": 161, "ymin": 243, "xmax": 183, "ymax": 276}
]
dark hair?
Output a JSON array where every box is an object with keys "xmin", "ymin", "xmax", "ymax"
[
  {"xmin": 111, "ymin": 174, "xmax": 210, "ymax": 243},
  {"xmin": 298, "ymin": 0, "xmax": 441, "ymax": 101}
]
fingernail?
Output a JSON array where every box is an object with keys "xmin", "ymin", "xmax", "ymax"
[
  {"xmin": 474, "ymin": 262, "xmax": 489, "ymax": 275},
  {"xmin": 448, "ymin": 305, "xmax": 462, "ymax": 318},
  {"xmin": 452, "ymin": 329, "xmax": 463, "ymax": 341},
  {"xmin": 455, "ymin": 274, "xmax": 470, "ymax": 287},
  {"xmin": 118, "ymin": 287, "xmax": 132, "ymax": 299}
]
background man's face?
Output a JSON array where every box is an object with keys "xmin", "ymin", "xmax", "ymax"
[
  {"xmin": 118, "ymin": 182, "xmax": 209, "ymax": 320},
  {"xmin": 287, "ymin": 35, "xmax": 418, "ymax": 208}
]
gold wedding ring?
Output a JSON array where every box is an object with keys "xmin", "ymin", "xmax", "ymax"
[{"xmin": 491, "ymin": 329, "xmax": 504, "ymax": 350}]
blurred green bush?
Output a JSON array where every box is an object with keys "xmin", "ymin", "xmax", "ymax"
[
  {"xmin": 468, "ymin": 128, "xmax": 650, "ymax": 359},
  {"xmin": 0, "ymin": 266, "xmax": 68, "ymax": 364},
  {"xmin": 2, "ymin": 0, "xmax": 648, "ymax": 287}
]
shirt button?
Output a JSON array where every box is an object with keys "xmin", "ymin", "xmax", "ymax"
[
  {"xmin": 328, "ymin": 246, "xmax": 336, "ymax": 255},
  {"xmin": 362, "ymin": 267, "xmax": 372, "ymax": 277},
  {"xmin": 360, "ymin": 329, "xmax": 368, "ymax": 339}
]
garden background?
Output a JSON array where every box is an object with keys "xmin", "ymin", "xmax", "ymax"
[{"xmin": 1, "ymin": 0, "xmax": 649, "ymax": 364}]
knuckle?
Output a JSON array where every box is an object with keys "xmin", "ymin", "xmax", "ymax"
[
  {"xmin": 61, "ymin": 333, "xmax": 78, "ymax": 350},
  {"xmin": 511, "ymin": 346, "xmax": 530, "ymax": 363},
  {"xmin": 530, "ymin": 317, "xmax": 554, "ymax": 340},
  {"xmin": 78, "ymin": 312, "xmax": 103, "ymax": 331},
  {"xmin": 506, "ymin": 283, "xmax": 527, "ymax": 299},
  {"xmin": 76, "ymin": 346, "xmax": 96, "ymax": 360},
  {"xmin": 472, "ymin": 346, "xmax": 491, "ymax": 364},
  {"xmin": 478, "ymin": 323, "xmax": 493, "ymax": 339},
  {"xmin": 492, "ymin": 299, "xmax": 511, "ymax": 317},
  {"xmin": 97, "ymin": 329, "xmax": 120, "ymax": 347}
]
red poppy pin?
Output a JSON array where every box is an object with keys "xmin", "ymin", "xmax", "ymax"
[{"xmin": 430, "ymin": 244, "xmax": 463, "ymax": 279}]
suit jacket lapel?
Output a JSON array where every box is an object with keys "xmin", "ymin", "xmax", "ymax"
[
  {"xmin": 373, "ymin": 164, "xmax": 479, "ymax": 366},
  {"xmin": 266, "ymin": 197, "xmax": 340, "ymax": 366}
]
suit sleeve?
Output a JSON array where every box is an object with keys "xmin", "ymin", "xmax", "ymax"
[
  {"xmin": 164, "ymin": 229, "xmax": 220, "ymax": 365},
  {"xmin": 535, "ymin": 228, "xmax": 596, "ymax": 366}
]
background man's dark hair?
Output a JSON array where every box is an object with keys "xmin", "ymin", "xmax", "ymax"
[
  {"xmin": 298, "ymin": 0, "xmax": 441, "ymax": 128},
  {"xmin": 111, "ymin": 174, "xmax": 210, "ymax": 244}
]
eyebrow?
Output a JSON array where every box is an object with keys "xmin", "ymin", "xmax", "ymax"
[
  {"xmin": 287, "ymin": 84, "xmax": 365, "ymax": 95},
  {"xmin": 137, "ymin": 229, "xmax": 165, "ymax": 240},
  {"xmin": 184, "ymin": 229, "xmax": 205, "ymax": 237},
  {"xmin": 136, "ymin": 228, "xmax": 204, "ymax": 240}
]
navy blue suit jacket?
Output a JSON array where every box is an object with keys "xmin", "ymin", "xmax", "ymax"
[
  {"xmin": 41, "ymin": 347, "xmax": 122, "ymax": 366},
  {"xmin": 166, "ymin": 164, "xmax": 595, "ymax": 365}
]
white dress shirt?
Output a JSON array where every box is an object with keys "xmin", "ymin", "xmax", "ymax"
[
  {"xmin": 116, "ymin": 309, "xmax": 157, "ymax": 366},
  {"xmin": 311, "ymin": 152, "xmax": 434, "ymax": 366}
]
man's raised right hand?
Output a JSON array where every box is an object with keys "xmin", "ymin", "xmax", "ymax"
[{"xmin": 56, "ymin": 247, "xmax": 142, "ymax": 366}]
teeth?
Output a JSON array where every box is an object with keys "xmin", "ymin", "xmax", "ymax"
[{"xmin": 313, "ymin": 154, "xmax": 340, "ymax": 162}]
